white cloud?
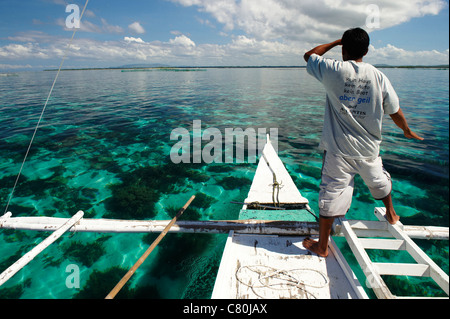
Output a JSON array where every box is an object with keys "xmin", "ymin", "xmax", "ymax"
[
  {"xmin": 56, "ymin": 17, "xmax": 101, "ymax": 33},
  {"xmin": 56, "ymin": 17, "xmax": 123, "ymax": 34},
  {"xmin": 0, "ymin": 31, "xmax": 448, "ymax": 67},
  {"xmin": 101, "ymin": 18, "xmax": 124, "ymax": 34},
  {"xmin": 367, "ymin": 44, "xmax": 450, "ymax": 65},
  {"xmin": 169, "ymin": 35, "xmax": 196, "ymax": 47},
  {"xmin": 128, "ymin": 22, "xmax": 145, "ymax": 34},
  {"xmin": 0, "ymin": 63, "xmax": 32, "ymax": 70},
  {"xmin": 227, "ymin": 35, "xmax": 296, "ymax": 58},
  {"xmin": 124, "ymin": 37, "xmax": 145, "ymax": 44},
  {"xmin": 84, "ymin": 10, "xmax": 96, "ymax": 18},
  {"xmin": 8, "ymin": 31, "xmax": 55, "ymax": 43},
  {"xmin": 174, "ymin": 0, "xmax": 237, "ymax": 30},
  {"xmin": 170, "ymin": 0, "xmax": 447, "ymax": 42},
  {"xmin": 0, "ymin": 43, "xmax": 49, "ymax": 59}
]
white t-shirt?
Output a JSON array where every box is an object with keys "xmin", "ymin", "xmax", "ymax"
[{"xmin": 307, "ymin": 53, "xmax": 400, "ymax": 159}]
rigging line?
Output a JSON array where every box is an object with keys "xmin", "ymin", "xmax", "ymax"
[
  {"xmin": 305, "ymin": 204, "xmax": 319, "ymax": 221},
  {"xmin": 3, "ymin": 0, "xmax": 90, "ymax": 215},
  {"xmin": 261, "ymin": 150, "xmax": 282, "ymax": 207}
]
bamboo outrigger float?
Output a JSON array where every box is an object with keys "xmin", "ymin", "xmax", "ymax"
[
  {"xmin": 1, "ymin": 213, "xmax": 447, "ymax": 239},
  {"xmin": 0, "ymin": 136, "xmax": 448, "ymax": 298}
]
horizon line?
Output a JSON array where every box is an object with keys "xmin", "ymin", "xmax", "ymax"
[{"xmin": 40, "ymin": 64, "xmax": 450, "ymax": 72}]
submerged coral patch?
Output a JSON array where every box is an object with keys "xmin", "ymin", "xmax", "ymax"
[
  {"xmin": 104, "ymin": 162, "xmax": 214, "ymax": 219},
  {"xmin": 0, "ymin": 278, "xmax": 31, "ymax": 299},
  {"xmin": 165, "ymin": 205, "xmax": 202, "ymax": 221},
  {"xmin": 74, "ymin": 266, "xmax": 131, "ymax": 299},
  {"xmin": 191, "ymin": 192, "xmax": 217, "ymax": 209},
  {"xmin": 62, "ymin": 236, "xmax": 110, "ymax": 267},
  {"xmin": 106, "ymin": 183, "xmax": 160, "ymax": 219},
  {"xmin": 143, "ymin": 233, "xmax": 214, "ymax": 279},
  {"xmin": 216, "ymin": 176, "xmax": 251, "ymax": 190}
]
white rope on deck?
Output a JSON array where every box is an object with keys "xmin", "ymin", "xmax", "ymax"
[
  {"xmin": 3, "ymin": 0, "xmax": 90, "ymax": 215},
  {"xmin": 235, "ymin": 264, "xmax": 329, "ymax": 299}
]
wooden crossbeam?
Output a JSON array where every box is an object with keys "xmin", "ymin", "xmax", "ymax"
[
  {"xmin": 359, "ymin": 238, "xmax": 406, "ymax": 250},
  {"xmin": 373, "ymin": 263, "xmax": 430, "ymax": 277}
]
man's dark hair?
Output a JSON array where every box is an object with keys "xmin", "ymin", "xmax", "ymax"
[{"xmin": 342, "ymin": 28, "xmax": 370, "ymax": 60}]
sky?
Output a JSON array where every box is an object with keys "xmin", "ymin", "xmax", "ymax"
[{"xmin": 0, "ymin": 0, "xmax": 449, "ymax": 70}]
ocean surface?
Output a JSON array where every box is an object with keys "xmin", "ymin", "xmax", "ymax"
[{"xmin": 0, "ymin": 67, "xmax": 448, "ymax": 299}]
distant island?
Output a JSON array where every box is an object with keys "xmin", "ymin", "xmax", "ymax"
[
  {"xmin": 43, "ymin": 63, "xmax": 449, "ymax": 71},
  {"xmin": 374, "ymin": 64, "xmax": 449, "ymax": 69}
]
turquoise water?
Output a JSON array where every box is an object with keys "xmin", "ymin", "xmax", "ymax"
[{"xmin": 0, "ymin": 68, "xmax": 448, "ymax": 299}]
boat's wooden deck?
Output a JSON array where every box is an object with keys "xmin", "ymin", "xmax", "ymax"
[
  {"xmin": 244, "ymin": 135, "xmax": 308, "ymax": 206},
  {"xmin": 212, "ymin": 232, "xmax": 366, "ymax": 299},
  {"xmin": 212, "ymin": 136, "xmax": 368, "ymax": 299}
]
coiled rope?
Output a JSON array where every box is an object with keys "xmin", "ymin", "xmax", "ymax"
[
  {"xmin": 3, "ymin": 0, "xmax": 90, "ymax": 215},
  {"xmin": 235, "ymin": 264, "xmax": 329, "ymax": 299}
]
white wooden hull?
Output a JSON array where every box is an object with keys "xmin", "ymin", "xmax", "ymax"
[
  {"xmin": 212, "ymin": 232, "xmax": 366, "ymax": 299},
  {"xmin": 211, "ymin": 135, "xmax": 369, "ymax": 299}
]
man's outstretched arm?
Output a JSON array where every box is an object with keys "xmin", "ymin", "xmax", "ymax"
[
  {"xmin": 303, "ymin": 39, "xmax": 342, "ymax": 62},
  {"xmin": 389, "ymin": 108, "xmax": 424, "ymax": 140}
]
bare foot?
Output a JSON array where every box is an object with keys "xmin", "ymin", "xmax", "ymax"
[
  {"xmin": 381, "ymin": 195, "xmax": 400, "ymax": 225},
  {"xmin": 386, "ymin": 211, "xmax": 400, "ymax": 225},
  {"xmin": 303, "ymin": 237, "xmax": 328, "ymax": 257}
]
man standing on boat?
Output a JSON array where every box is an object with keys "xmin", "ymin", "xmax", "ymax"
[{"xmin": 302, "ymin": 28, "xmax": 423, "ymax": 257}]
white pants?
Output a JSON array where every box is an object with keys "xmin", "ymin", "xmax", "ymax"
[{"xmin": 319, "ymin": 151, "xmax": 392, "ymax": 218}]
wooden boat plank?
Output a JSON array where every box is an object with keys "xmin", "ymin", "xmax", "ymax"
[
  {"xmin": 245, "ymin": 136, "xmax": 308, "ymax": 206},
  {"xmin": 358, "ymin": 238, "xmax": 406, "ymax": 250},
  {"xmin": 373, "ymin": 263, "xmax": 430, "ymax": 277},
  {"xmin": 212, "ymin": 136, "xmax": 368, "ymax": 299},
  {"xmin": 212, "ymin": 233, "xmax": 365, "ymax": 299}
]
